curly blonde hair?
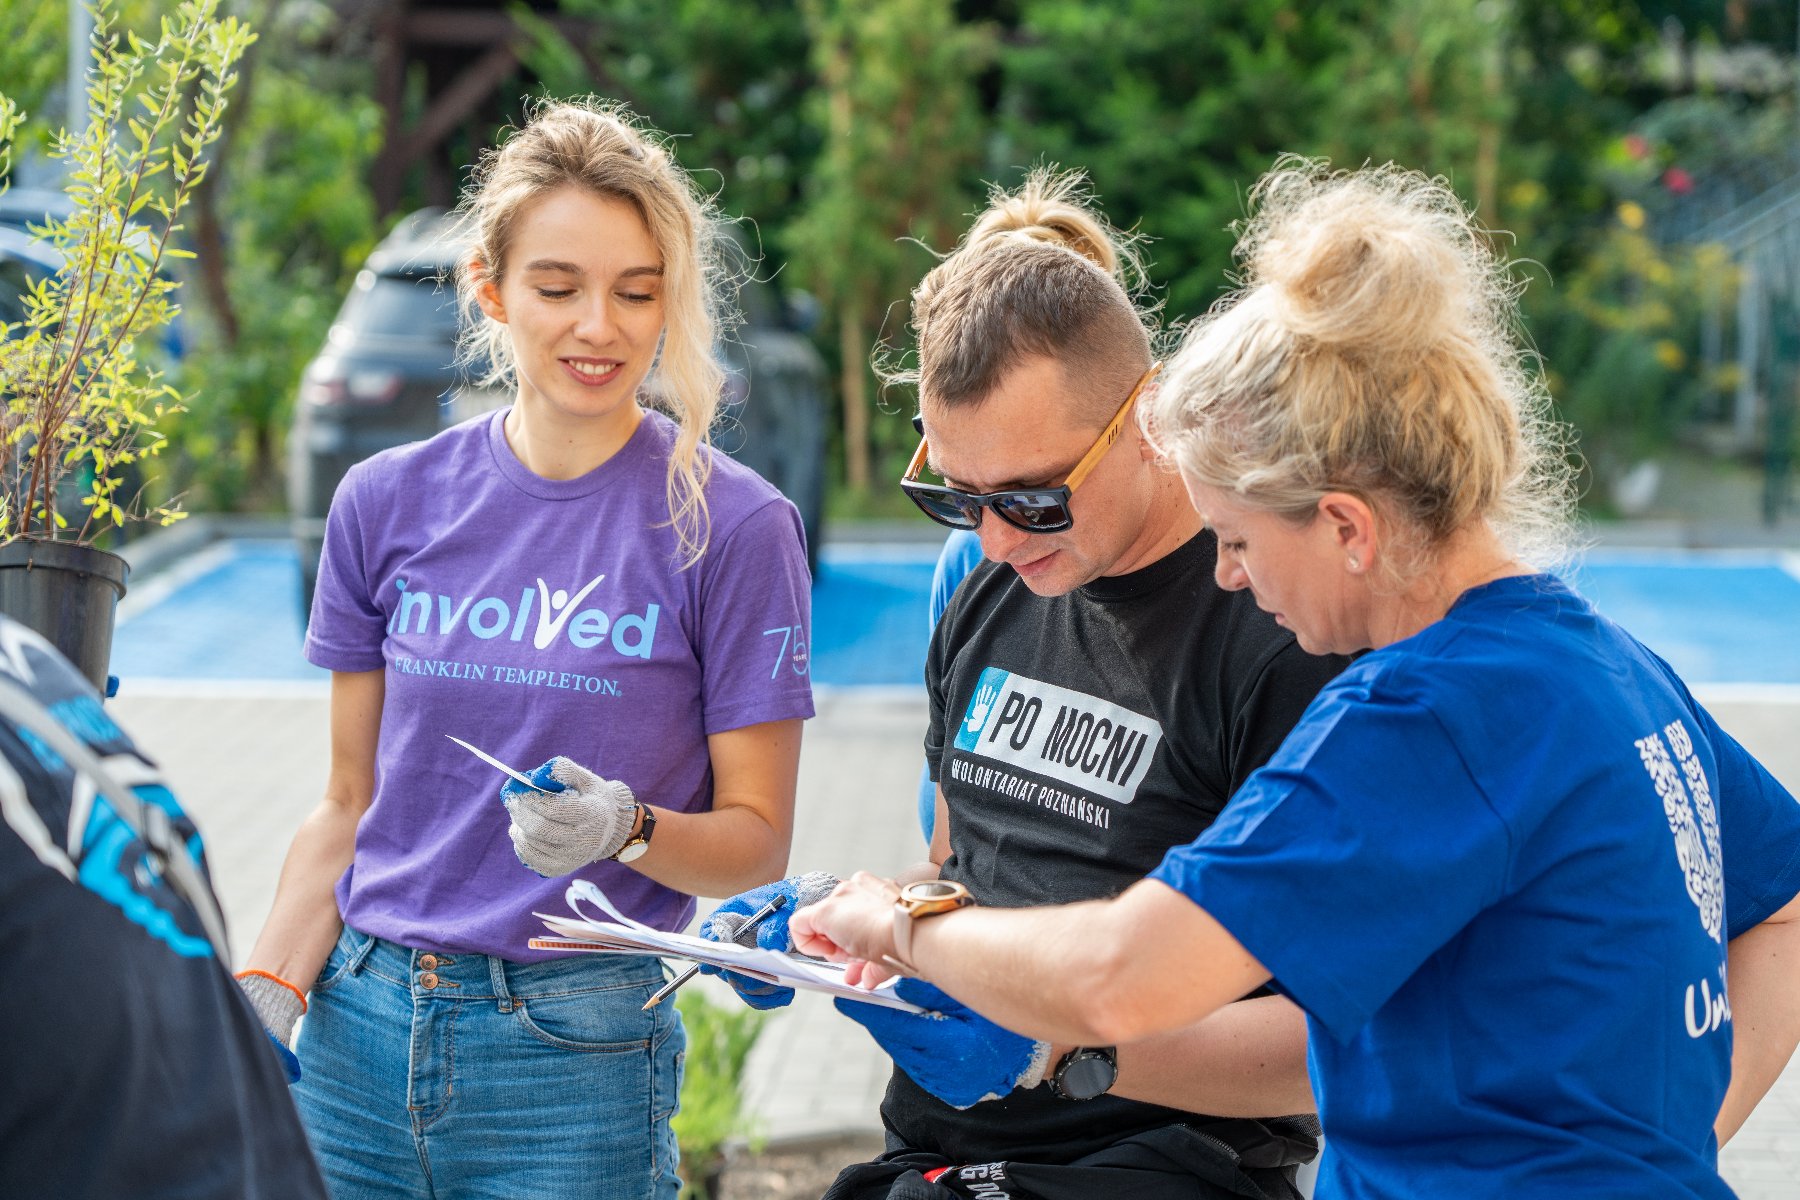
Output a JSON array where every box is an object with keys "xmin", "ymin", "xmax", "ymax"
[
  {"xmin": 455, "ymin": 98, "xmax": 727, "ymax": 567},
  {"xmin": 1145, "ymin": 158, "xmax": 1576, "ymax": 573},
  {"xmin": 896, "ymin": 168, "xmax": 1156, "ymax": 421}
]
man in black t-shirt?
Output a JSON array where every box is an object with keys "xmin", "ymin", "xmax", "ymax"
[
  {"xmin": 709, "ymin": 175, "xmax": 1348, "ymax": 1200},
  {"xmin": 823, "ymin": 346, "xmax": 1348, "ymax": 1199},
  {"xmin": 0, "ymin": 616, "xmax": 326, "ymax": 1199},
  {"xmin": 887, "ymin": 524, "xmax": 1342, "ymax": 1174}
]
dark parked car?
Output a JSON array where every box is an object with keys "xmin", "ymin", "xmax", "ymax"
[
  {"xmin": 288, "ymin": 210, "xmax": 828, "ymax": 619},
  {"xmin": 0, "ymin": 225, "xmax": 61, "ymax": 331}
]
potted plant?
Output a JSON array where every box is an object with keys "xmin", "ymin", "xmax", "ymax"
[{"xmin": 0, "ymin": 0, "xmax": 251, "ymax": 689}]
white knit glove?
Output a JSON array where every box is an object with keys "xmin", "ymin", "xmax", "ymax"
[
  {"xmin": 503, "ymin": 756, "xmax": 640, "ymax": 877},
  {"xmin": 237, "ymin": 970, "xmax": 305, "ymax": 1046}
]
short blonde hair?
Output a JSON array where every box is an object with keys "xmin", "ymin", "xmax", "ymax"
[
  {"xmin": 1146, "ymin": 158, "xmax": 1575, "ymax": 571},
  {"xmin": 899, "ymin": 169, "xmax": 1155, "ymax": 421},
  {"xmin": 456, "ymin": 98, "xmax": 726, "ymax": 567}
]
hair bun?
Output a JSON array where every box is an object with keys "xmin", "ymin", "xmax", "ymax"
[
  {"xmin": 966, "ymin": 168, "xmax": 1128, "ymax": 280},
  {"xmin": 1247, "ymin": 161, "xmax": 1478, "ymax": 360}
]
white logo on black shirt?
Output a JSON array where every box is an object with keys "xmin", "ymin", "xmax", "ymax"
[
  {"xmin": 1635, "ymin": 718, "xmax": 1725, "ymax": 944},
  {"xmin": 953, "ymin": 668, "xmax": 1162, "ymax": 805}
]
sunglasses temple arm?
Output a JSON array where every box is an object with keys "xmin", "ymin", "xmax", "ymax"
[{"xmin": 903, "ymin": 436, "xmax": 930, "ymax": 483}]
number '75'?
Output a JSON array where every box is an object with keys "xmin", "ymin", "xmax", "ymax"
[{"xmin": 761, "ymin": 625, "xmax": 809, "ymax": 678}]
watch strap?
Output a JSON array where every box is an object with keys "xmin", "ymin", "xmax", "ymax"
[
  {"xmin": 613, "ymin": 805, "xmax": 655, "ymax": 861},
  {"xmin": 893, "ymin": 902, "xmax": 917, "ymax": 968}
]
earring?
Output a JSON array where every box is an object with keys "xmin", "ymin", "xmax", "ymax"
[{"xmin": 1347, "ymin": 557, "xmax": 1360, "ymax": 571}]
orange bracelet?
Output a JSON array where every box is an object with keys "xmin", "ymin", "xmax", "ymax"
[{"xmin": 236, "ymin": 968, "xmax": 309, "ymax": 1014}]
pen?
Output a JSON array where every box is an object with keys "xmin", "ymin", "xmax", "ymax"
[{"xmin": 642, "ymin": 893, "xmax": 790, "ymax": 1011}]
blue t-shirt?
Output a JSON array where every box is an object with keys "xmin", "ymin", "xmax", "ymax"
[{"xmin": 1151, "ymin": 574, "xmax": 1800, "ymax": 1200}]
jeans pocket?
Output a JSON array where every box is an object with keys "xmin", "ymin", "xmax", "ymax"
[
  {"xmin": 514, "ymin": 988, "xmax": 657, "ymax": 1053},
  {"xmin": 310, "ymin": 926, "xmax": 371, "ymax": 995}
]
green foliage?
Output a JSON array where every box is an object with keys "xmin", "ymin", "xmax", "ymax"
[
  {"xmin": 0, "ymin": 2, "xmax": 66, "ymax": 149},
  {"xmin": 9, "ymin": 0, "xmax": 1766, "ymax": 521},
  {"xmin": 1527, "ymin": 221, "xmax": 1735, "ymax": 467},
  {"xmin": 517, "ymin": 0, "xmax": 820, "ymax": 234},
  {"xmin": 788, "ymin": 0, "xmax": 991, "ymax": 487},
  {"xmin": 168, "ymin": 11, "xmax": 382, "ymax": 512},
  {"xmin": 990, "ymin": 0, "xmax": 1777, "ymax": 485},
  {"xmin": 993, "ymin": 0, "xmax": 1639, "ymax": 315},
  {"xmin": 996, "ymin": 0, "xmax": 1360, "ymax": 316},
  {"xmin": 0, "ymin": 0, "xmax": 253, "ymax": 542},
  {"xmin": 672, "ymin": 988, "xmax": 766, "ymax": 1199},
  {"xmin": 788, "ymin": 0, "xmax": 989, "ymax": 317}
]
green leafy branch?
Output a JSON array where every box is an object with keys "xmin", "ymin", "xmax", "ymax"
[{"xmin": 0, "ymin": 0, "xmax": 254, "ymax": 542}]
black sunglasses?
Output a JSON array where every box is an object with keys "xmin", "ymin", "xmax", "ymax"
[{"xmin": 900, "ymin": 364, "xmax": 1160, "ymax": 534}]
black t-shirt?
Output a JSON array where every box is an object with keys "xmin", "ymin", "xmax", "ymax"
[
  {"xmin": 0, "ymin": 618, "xmax": 326, "ymax": 1199},
  {"xmin": 891, "ymin": 530, "xmax": 1349, "ymax": 1165}
]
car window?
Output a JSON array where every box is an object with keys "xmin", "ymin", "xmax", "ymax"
[
  {"xmin": 343, "ymin": 271, "xmax": 461, "ymax": 340},
  {"xmin": 0, "ymin": 258, "xmax": 33, "ymax": 331}
]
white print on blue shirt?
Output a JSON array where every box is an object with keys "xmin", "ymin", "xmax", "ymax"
[
  {"xmin": 1635, "ymin": 717, "xmax": 1725, "ymax": 943},
  {"xmin": 953, "ymin": 667, "xmax": 1161, "ymax": 805},
  {"xmin": 386, "ymin": 572, "xmax": 660, "ymax": 659},
  {"xmin": 1685, "ymin": 966, "xmax": 1732, "ymax": 1039}
]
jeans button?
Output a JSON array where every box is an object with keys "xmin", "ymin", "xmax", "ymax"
[
  {"xmin": 419, "ymin": 954, "xmax": 439, "ymax": 969},
  {"xmin": 421, "ymin": 972, "xmax": 439, "ymax": 989}
]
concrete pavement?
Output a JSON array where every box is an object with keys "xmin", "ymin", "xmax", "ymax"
[{"xmin": 114, "ymin": 684, "xmax": 1800, "ymax": 1197}]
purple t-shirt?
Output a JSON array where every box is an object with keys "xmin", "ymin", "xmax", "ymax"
[{"xmin": 305, "ymin": 408, "xmax": 815, "ymax": 959}]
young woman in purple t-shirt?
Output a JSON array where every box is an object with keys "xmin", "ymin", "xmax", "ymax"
[{"xmin": 235, "ymin": 100, "xmax": 813, "ymax": 1199}]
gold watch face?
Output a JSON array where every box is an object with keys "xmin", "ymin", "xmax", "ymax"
[{"xmin": 900, "ymin": 879, "xmax": 971, "ymax": 917}]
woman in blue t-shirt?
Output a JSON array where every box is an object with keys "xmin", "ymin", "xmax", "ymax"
[
  {"xmin": 235, "ymin": 101, "xmax": 813, "ymax": 1199},
  {"xmin": 790, "ymin": 160, "xmax": 1800, "ymax": 1199}
]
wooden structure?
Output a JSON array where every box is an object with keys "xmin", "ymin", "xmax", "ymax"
[{"xmin": 334, "ymin": 0, "xmax": 604, "ymax": 215}]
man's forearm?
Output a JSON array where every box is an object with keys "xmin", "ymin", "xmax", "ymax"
[{"xmin": 1111, "ymin": 995, "xmax": 1314, "ymax": 1116}]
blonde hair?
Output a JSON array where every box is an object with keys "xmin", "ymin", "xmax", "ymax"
[
  {"xmin": 456, "ymin": 98, "xmax": 725, "ymax": 567},
  {"xmin": 899, "ymin": 168, "xmax": 1155, "ymax": 421},
  {"xmin": 1146, "ymin": 158, "xmax": 1576, "ymax": 573}
]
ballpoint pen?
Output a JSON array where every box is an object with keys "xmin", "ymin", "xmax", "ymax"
[{"xmin": 642, "ymin": 893, "xmax": 789, "ymax": 1011}]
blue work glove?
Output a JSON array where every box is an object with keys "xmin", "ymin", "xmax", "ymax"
[
  {"xmin": 502, "ymin": 758, "xmax": 638, "ymax": 877},
  {"xmin": 697, "ymin": 871, "xmax": 840, "ymax": 1010},
  {"xmin": 835, "ymin": 978, "xmax": 1051, "ymax": 1109},
  {"xmin": 265, "ymin": 1031, "xmax": 302, "ymax": 1085}
]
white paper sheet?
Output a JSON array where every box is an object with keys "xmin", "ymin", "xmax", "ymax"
[{"xmin": 529, "ymin": 880, "xmax": 924, "ymax": 1012}]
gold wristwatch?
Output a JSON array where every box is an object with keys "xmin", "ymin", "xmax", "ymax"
[{"xmin": 891, "ymin": 879, "xmax": 974, "ymax": 971}]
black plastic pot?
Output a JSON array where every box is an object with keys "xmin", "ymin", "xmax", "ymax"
[{"xmin": 0, "ymin": 539, "xmax": 129, "ymax": 692}]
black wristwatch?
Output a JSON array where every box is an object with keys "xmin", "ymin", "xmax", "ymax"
[{"xmin": 1048, "ymin": 1045, "xmax": 1117, "ymax": 1101}]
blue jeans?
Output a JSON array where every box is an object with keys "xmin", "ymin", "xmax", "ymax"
[{"xmin": 292, "ymin": 927, "xmax": 685, "ymax": 1199}]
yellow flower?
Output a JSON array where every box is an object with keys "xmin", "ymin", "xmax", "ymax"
[
  {"xmin": 1618, "ymin": 201, "xmax": 1647, "ymax": 230},
  {"xmin": 1654, "ymin": 340, "xmax": 1686, "ymax": 371}
]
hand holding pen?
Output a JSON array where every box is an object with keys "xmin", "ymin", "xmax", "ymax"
[{"xmin": 643, "ymin": 893, "xmax": 789, "ymax": 1010}]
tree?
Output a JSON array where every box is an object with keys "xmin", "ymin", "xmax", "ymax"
[
  {"xmin": 173, "ymin": 2, "xmax": 382, "ymax": 511},
  {"xmin": 788, "ymin": 0, "xmax": 990, "ymax": 492},
  {"xmin": 519, "ymin": 0, "xmax": 820, "ymax": 237}
]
